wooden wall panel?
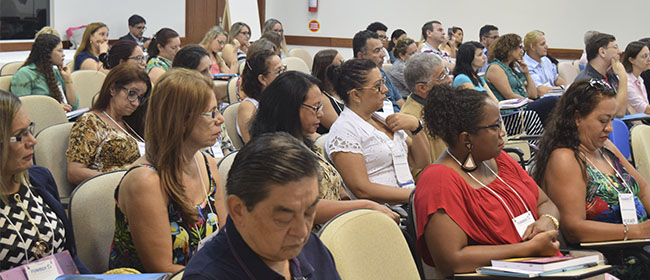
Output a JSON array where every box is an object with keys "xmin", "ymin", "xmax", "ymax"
[{"xmin": 185, "ymin": 0, "xmax": 219, "ymax": 45}]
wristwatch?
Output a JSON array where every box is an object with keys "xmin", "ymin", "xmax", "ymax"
[{"xmin": 411, "ymin": 120, "xmax": 423, "ymax": 135}]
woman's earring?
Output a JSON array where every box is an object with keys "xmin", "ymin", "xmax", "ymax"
[{"xmin": 462, "ymin": 142, "xmax": 478, "ymax": 172}]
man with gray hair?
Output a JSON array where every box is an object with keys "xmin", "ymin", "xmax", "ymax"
[
  {"xmin": 578, "ymin": 30, "xmax": 599, "ymax": 69},
  {"xmin": 401, "ymin": 52, "xmax": 451, "ymax": 181}
]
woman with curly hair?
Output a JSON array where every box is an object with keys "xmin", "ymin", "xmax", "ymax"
[
  {"xmin": 415, "ymin": 84, "xmax": 561, "ymax": 276},
  {"xmin": 11, "ymin": 34, "xmax": 78, "ymax": 112},
  {"xmin": 74, "ymin": 22, "xmax": 109, "ymax": 73},
  {"xmin": 389, "ymin": 37, "xmax": 418, "ymax": 99},
  {"xmin": 532, "ymin": 79, "xmax": 650, "ymax": 279}
]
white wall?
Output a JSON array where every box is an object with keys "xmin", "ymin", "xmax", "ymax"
[
  {"xmin": 268, "ymin": 0, "xmax": 647, "ymax": 56},
  {"xmin": 51, "ymin": 0, "xmax": 185, "ymax": 40}
]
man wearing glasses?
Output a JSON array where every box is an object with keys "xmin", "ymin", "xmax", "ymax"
[
  {"xmin": 366, "ymin": 22, "xmax": 391, "ymax": 65},
  {"xmin": 119, "ymin": 14, "xmax": 151, "ymax": 49},
  {"xmin": 479, "ymin": 25, "xmax": 499, "ymax": 73},
  {"xmin": 401, "ymin": 52, "xmax": 452, "ymax": 181},
  {"xmin": 575, "ymin": 33, "xmax": 628, "ymax": 118}
]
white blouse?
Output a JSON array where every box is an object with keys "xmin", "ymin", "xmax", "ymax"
[
  {"xmin": 326, "ymin": 107, "xmax": 413, "ymax": 190},
  {"xmin": 236, "ymin": 97, "xmax": 259, "ymax": 138}
]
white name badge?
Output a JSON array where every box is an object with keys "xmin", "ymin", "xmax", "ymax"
[
  {"xmin": 376, "ymin": 100, "xmax": 395, "ymax": 119},
  {"xmin": 57, "ymin": 85, "xmax": 69, "ymax": 105},
  {"xmin": 211, "ymin": 141, "xmax": 224, "ymax": 159},
  {"xmin": 25, "ymin": 258, "xmax": 61, "ymax": 280},
  {"xmin": 512, "ymin": 211, "xmax": 535, "ymax": 238},
  {"xmin": 618, "ymin": 193, "xmax": 639, "ymax": 225},
  {"xmin": 136, "ymin": 141, "xmax": 146, "ymax": 157},
  {"xmin": 392, "ymin": 150, "xmax": 415, "ymax": 189}
]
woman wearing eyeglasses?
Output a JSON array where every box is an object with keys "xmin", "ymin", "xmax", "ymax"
[
  {"xmin": 222, "ymin": 22, "xmax": 251, "ymax": 65},
  {"xmin": 533, "ymin": 79, "xmax": 650, "ymax": 279},
  {"xmin": 262, "ymin": 19, "xmax": 289, "ymax": 57},
  {"xmin": 100, "ymin": 40, "xmax": 147, "ymax": 70},
  {"xmin": 237, "ymin": 50, "xmax": 284, "ymax": 143},
  {"xmin": 109, "ymin": 68, "xmax": 227, "ymax": 273},
  {"xmin": 146, "ymin": 28, "xmax": 181, "ymax": 84},
  {"xmin": 199, "ymin": 26, "xmax": 238, "ymax": 75},
  {"xmin": 622, "ymin": 41, "xmax": 650, "ymax": 114},
  {"xmin": 415, "ymin": 85, "xmax": 561, "ymax": 276},
  {"xmin": 0, "ymin": 90, "xmax": 90, "ymax": 273},
  {"xmin": 250, "ymin": 71, "xmax": 399, "ymax": 224},
  {"xmin": 66, "ymin": 63, "xmax": 151, "ymax": 186},
  {"xmin": 326, "ymin": 59, "xmax": 431, "ymax": 205}
]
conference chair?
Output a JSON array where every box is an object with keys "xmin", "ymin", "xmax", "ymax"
[
  {"xmin": 288, "ymin": 48, "xmax": 313, "ymax": 69},
  {"xmin": 558, "ymin": 61, "xmax": 578, "ymax": 84},
  {"xmin": 406, "ymin": 192, "xmax": 447, "ymax": 280},
  {"xmin": 19, "ymin": 95, "xmax": 68, "ymax": 134},
  {"xmin": 318, "ymin": 209, "xmax": 421, "ymax": 280},
  {"xmin": 282, "ymin": 57, "xmax": 310, "ymax": 74},
  {"xmin": 69, "ymin": 170, "xmax": 126, "ymax": 273},
  {"xmin": 222, "ymin": 102, "xmax": 244, "ymax": 149},
  {"xmin": 238, "ymin": 61, "xmax": 245, "ymax": 75},
  {"xmin": 608, "ymin": 118, "xmax": 631, "ymax": 160},
  {"xmin": 227, "ymin": 77, "xmax": 240, "ymax": 104},
  {"xmin": 70, "ymin": 70, "xmax": 106, "ymax": 109},
  {"xmin": 217, "ymin": 151, "xmax": 238, "ymax": 212},
  {"xmin": 0, "ymin": 75, "xmax": 12, "ymax": 92},
  {"xmin": 0, "ymin": 61, "xmax": 23, "ymax": 76},
  {"xmin": 631, "ymin": 125, "xmax": 650, "ymax": 184},
  {"xmin": 34, "ymin": 122, "xmax": 75, "ymax": 205},
  {"xmin": 313, "ymin": 133, "xmax": 328, "ymax": 159}
]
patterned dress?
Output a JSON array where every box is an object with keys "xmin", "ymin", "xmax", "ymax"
[
  {"xmin": 109, "ymin": 153, "xmax": 220, "ymax": 271},
  {"xmin": 146, "ymin": 56, "xmax": 172, "ymax": 73}
]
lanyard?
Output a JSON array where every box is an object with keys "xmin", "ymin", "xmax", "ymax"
[
  {"xmin": 103, "ymin": 111, "xmax": 145, "ymax": 142},
  {"xmin": 582, "ymin": 150, "xmax": 634, "ymax": 195}
]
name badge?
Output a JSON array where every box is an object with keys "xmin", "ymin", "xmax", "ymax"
[
  {"xmin": 211, "ymin": 141, "xmax": 224, "ymax": 159},
  {"xmin": 206, "ymin": 212, "xmax": 218, "ymax": 227},
  {"xmin": 25, "ymin": 258, "xmax": 61, "ymax": 280},
  {"xmin": 618, "ymin": 193, "xmax": 639, "ymax": 225},
  {"xmin": 512, "ymin": 211, "xmax": 535, "ymax": 238},
  {"xmin": 376, "ymin": 100, "xmax": 395, "ymax": 119},
  {"xmin": 136, "ymin": 141, "xmax": 146, "ymax": 157},
  {"xmin": 392, "ymin": 148, "xmax": 414, "ymax": 189},
  {"xmin": 57, "ymin": 85, "xmax": 69, "ymax": 105}
]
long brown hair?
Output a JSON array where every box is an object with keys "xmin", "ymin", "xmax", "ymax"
[
  {"xmin": 23, "ymin": 34, "xmax": 63, "ymax": 102},
  {"xmin": 145, "ymin": 68, "xmax": 213, "ymax": 223},
  {"xmin": 0, "ymin": 91, "xmax": 26, "ymax": 204},
  {"xmin": 74, "ymin": 22, "xmax": 108, "ymax": 59}
]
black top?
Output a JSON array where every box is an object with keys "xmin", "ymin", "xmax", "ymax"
[
  {"xmin": 575, "ymin": 63, "xmax": 620, "ymax": 93},
  {"xmin": 316, "ymin": 92, "xmax": 344, "ymax": 135}
]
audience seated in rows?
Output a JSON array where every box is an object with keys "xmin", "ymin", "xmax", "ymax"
[
  {"xmin": 416, "ymin": 85, "xmax": 562, "ymax": 276},
  {"xmin": 74, "ymin": 22, "xmax": 109, "ymax": 73},
  {"xmin": 442, "ymin": 26, "xmax": 463, "ymax": 59},
  {"xmin": 250, "ymin": 71, "xmax": 399, "ymax": 224},
  {"xmin": 11, "ymin": 34, "xmax": 78, "ymax": 112},
  {"xmin": 523, "ymin": 30, "xmax": 567, "ymax": 97},
  {"xmin": 387, "ymin": 29, "xmax": 406, "ymax": 63},
  {"xmin": 0, "ymin": 90, "xmax": 90, "ymax": 273},
  {"xmin": 326, "ymin": 58, "xmax": 430, "ymax": 205},
  {"xmin": 420, "ymin": 20, "xmax": 455, "ymax": 70},
  {"xmin": 478, "ymin": 24, "xmax": 499, "ymax": 73},
  {"xmin": 198, "ymin": 26, "xmax": 238, "ymax": 75},
  {"xmin": 263, "ymin": 18, "xmax": 289, "ymax": 57},
  {"xmin": 312, "ymin": 49, "xmax": 344, "ymax": 134},
  {"xmin": 622, "ymin": 41, "xmax": 650, "ymax": 114},
  {"xmin": 353, "ymin": 30, "xmax": 403, "ymax": 112},
  {"xmin": 366, "ymin": 22, "xmax": 391, "ymax": 65},
  {"xmin": 66, "ymin": 64, "xmax": 150, "ymax": 185},
  {"xmin": 575, "ymin": 33, "xmax": 628, "ymax": 118},
  {"xmin": 183, "ymin": 133, "xmax": 341, "ymax": 279},
  {"xmin": 100, "ymin": 40, "xmax": 146, "ymax": 71},
  {"xmin": 222, "ymin": 22, "xmax": 250, "ymax": 65},
  {"xmin": 532, "ymin": 79, "xmax": 650, "ymax": 279},
  {"xmin": 118, "ymin": 14, "xmax": 151, "ymax": 49},
  {"xmin": 109, "ymin": 68, "xmax": 227, "ymax": 273},
  {"xmin": 388, "ymin": 37, "xmax": 418, "ymax": 99},
  {"xmin": 402, "ymin": 52, "xmax": 450, "ymax": 181},
  {"xmin": 146, "ymin": 28, "xmax": 180, "ymax": 85}
]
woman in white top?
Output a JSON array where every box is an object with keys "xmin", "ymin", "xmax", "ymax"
[
  {"xmin": 237, "ymin": 50, "xmax": 285, "ymax": 143},
  {"xmin": 326, "ymin": 59, "xmax": 431, "ymax": 205},
  {"xmin": 622, "ymin": 41, "xmax": 650, "ymax": 114}
]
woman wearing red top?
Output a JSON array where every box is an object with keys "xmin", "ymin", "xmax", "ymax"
[{"xmin": 415, "ymin": 85, "xmax": 561, "ymax": 276}]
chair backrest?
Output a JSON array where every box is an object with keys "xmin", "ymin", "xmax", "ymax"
[
  {"xmin": 65, "ymin": 60, "xmax": 75, "ymax": 71},
  {"xmin": 572, "ymin": 59, "xmax": 582, "ymax": 72},
  {"xmin": 238, "ymin": 61, "xmax": 245, "ymax": 75},
  {"xmin": 608, "ymin": 118, "xmax": 631, "ymax": 160},
  {"xmin": 227, "ymin": 77, "xmax": 239, "ymax": 104},
  {"xmin": 223, "ymin": 102, "xmax": 244, "ymax": 149},
  {"xmin": 34, "ymin": 122, "xmax": 75, "ymax": 201},
  {"xmin": 314, "ymin": 133, "xmax": 328, "ymax": 157},
  {"xmin": 557, "ymin": 61, "xmax": 578, "ymax": 84},
  {"xmin": 69, "ymin": 170, "xmax": 126, "ymax": 274},
  {"xmin": 288, "ymin": 48, "xmax": 313, "ymax": 69},
  {"xmin": 318, "ymin": 209, "xmax": 421, "ymax": 280},
  {"xmin": 19, "ymin": 95, "xmax": 68, "ymax": 134},
  {"xmin": 217, "ymin": 151, "xmax": 238, "ymax": 212},
  {"xmin": 71, "ymin": 70, "xmax": 106, "ymax": 109},
  {"xmin": 0, "ymin": 75, "xmax": 12, "ymax": 92},
  {"xmin": 382, "ymin": 63, "xmax": 393, "ymax": 73},
  {"xmin": 282, "ymin": 57, "xmax": 310, "ymax": 74},
  {"xmin": 631, "ymin": 125, "xmax": 650, "ymax": 184},
  {"xmin": 0, "ymin": 61, "xmax": 23, "ymax": 76},
  {"xmin": 407, "ymin": 192, "xmax": 445, "ymax": 280}
]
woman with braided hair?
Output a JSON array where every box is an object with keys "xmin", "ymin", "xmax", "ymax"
[{"xmin": 10, "ymin": 34, "xmax": 78, "ymax": 112}]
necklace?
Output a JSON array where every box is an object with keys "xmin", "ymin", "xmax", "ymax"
[
  {"xmin": 581, "ymin": 149, "xmax": 633, "ymax": 195},
  {"xmin": 102, "ymin": 111, "xmax": 145, "ymax": 142},
  {"xmin": 193, "ymin": 155, "xmax": 215, "ymax": 221}
]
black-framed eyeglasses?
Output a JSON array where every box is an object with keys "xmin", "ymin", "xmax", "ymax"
[
  {"xmin": 9, "ymin": 122, "xmax": 35, "ymax": 143},
  {"xmin": 128, "ymin": 55, "xmax": 147, "ymax": 63},
  {"xmin": 302, "ymin": 103, "xmax": 323, "ymax": 116},
  {"xmin": 266, "ymin": 65, "xmax": 287, "ymax": 75},
  {"xmin": 123, "ymin": 88, "xmax": 147, "ymax": 104},
  {"xmin": 240, "ymin": 31, "xmax": 251, "ymax": 36},
  {"xmin": 201, "ymin": 110, "xmax": 220, "ymax": 119},
  {"xmin": 216, "ymin": 40, "xmax": 226, "ymax": 46},
  {"xmin": 477, "ymin": 117, "xmax": 503, "ymax": 131},
  {"xmin": 417, "ymin": 66, "xmax": 449, "ymax": 85},
  {"xmin": 583, "ymin": 79, "xmax": 613, "ymax": 95},
  {"xmin": 135, "ymin": 25, "xmax": 146, "ymax": 31},
  {"xmin": 357, "ymin": 77, "xmax": 387, "ymax": 93}
]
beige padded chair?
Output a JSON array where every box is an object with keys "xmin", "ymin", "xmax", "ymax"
[
  {"xmin": 238, "ymin": 61, "xmax": 246, "ymax": 75},
  {"xmin": 69, "ymin": 170, "xmax": 126, "ymax": 273},
  {"xmin": 0, "ymin": 61, "xmax": 23, "ymax": 76},
  {"xmin": 382, "ymin": 63, "xmax": 393, "ymax": 73},
  {"xmin": 71, "ymin": 70, "xmax": 106, "ymax": 109},
  {"xmin": 34, "ymin": 123, "xmax": 75, "ymax": 204},
  {"xmin": 65, "ymin": 60, "xmax": 74, "ymax": 71},
  {"xmin": 19, "ymin": 95, "xmax": 68, "ymax": 134},
  {"xmin": 631, "ymin": 125, "xmax": 650, "ymax": 184},
  {"xmin": 558, "ymin": 61, "xmax": 578, "ymax": 84},
  {"xmin": 314, "ymin": 133, "xmax": 328, "ymax": 158},
  {"xmin": 0, "ymin": 75, "xmax": 12, "ymax": 92},
  {"xmin": 282, "ymin": 57, "xmax": 310, "ymax": 74},
  {"xmin": 572, "ymin": 59, "xmax": 582, "ymax": 73},
  {"xmin": 227, "ymin": 77, "xmax": 240, "ymax": 104},
  {"xmin": 318, "ymin": 209, "xmax": 421, "ymax": 280},
  {"xmin": 223, "ymin": 102, "xmax": 244, "ymax": 149},
  {"xmin": 288, "ymin": 48, "xmax": 313, "ymax": 69},
  {"xmin": 217, "ymin": 150, "xmax": 238, "ymax": 211}
]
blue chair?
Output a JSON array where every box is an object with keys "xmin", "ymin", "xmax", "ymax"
[{"xmin": 608, "ymin": 118, "xmax": 631, "ymax": 159}]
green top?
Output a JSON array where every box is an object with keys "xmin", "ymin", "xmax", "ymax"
[
  {"xmin": 486, "ymin": 59, "xmax": 527, "ymax": 101},
  {"xmin": 10, "ymin": 63, "xmax": 79, "ymax": 110}
]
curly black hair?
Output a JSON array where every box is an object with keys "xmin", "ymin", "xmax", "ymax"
[
  {"xmin": 531, "ymin": 79, "xmax": 617, "ymax": 188},
  {"xmin": 24, "ymin": 34, "xmax": 63, "ymax": 102},
  {"xmin": 422, "ymin": 84, "xmax": 490, "ymax": 147}
]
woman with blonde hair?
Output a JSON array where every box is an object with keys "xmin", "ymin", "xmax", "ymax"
[
  {"xmin": 222, "ymin": 22, "xmax": 250, "ymax": 64},
  {"xmin": 262, "ymin": 18, "xmax": 289, "ymax": 57},
  {"xmin": 73, "ymin": 22, "xmax": 109, "ymax": 73},
  {"xmin": 198, "ymin": 26, "xmax": 238, "ymax": 75},
  {"xmin": 109, "ymin": 68, "xmax": 227, "ymax": 273}
]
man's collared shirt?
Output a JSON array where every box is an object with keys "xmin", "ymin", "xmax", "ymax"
[
  {"xmin": 523, "ymin": 53, "xmax": 559, "ymax": 88},
  {"xmin": 381, "ymin": 69, "xmax": 402, "ymax": 113},
  {"xmin": 479, "ymin": 47, "xmax": 489, "ymax": 73},
  {"xmin": 183, "ymin": 216, "xmax": 341, "ymax": 280},
  {"xmin": 575, "ymin": 63, "xmax": 619, "ymax": 93},
  {"xmin": 421, "ymin": 42, "xmax": 453, "ymax": 64}
]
